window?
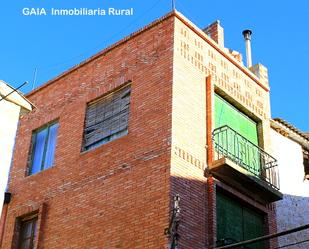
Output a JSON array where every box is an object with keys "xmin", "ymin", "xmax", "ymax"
[
  {"xmin": 18, "ymin": 215, "xmax": 38, "ymax": 249},
  {"xmin": 29, "ymin": 122, "xmax": 59, "ymax": 175},
  {"xmin": 82, "ymin": 84, "xmax": 131, "ymax": 151}
]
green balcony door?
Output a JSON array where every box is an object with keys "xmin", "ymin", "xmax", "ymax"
[
  {"xmin": 214, "ymin": 94, "xmax": 260, "ymax": 174},
  {"xmin": 216, "ymin": 191, "xmax": 265, "ymax": 249},
  {"xmin": 214, "ymin": 94, "xmax": 258, "ymax": 145}
]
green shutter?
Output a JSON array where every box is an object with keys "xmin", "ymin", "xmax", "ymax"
[
  {"xmin": 243, "ymin": 207, "xmax": 265, "ymax": 249},
  {"xmin": 215, "ymin": 94, "xmax": 258, "ymax": 145},
  {"xmin": 216, "ymin": 192, "xmax": 265, "ymax": 248},
  {"xmin": 214, "ymin": 94, "xmax": 261, "ymax": 174},
  {"xmin": 216, "ymin": 192, "xmax": 243, "ymax": 244}
]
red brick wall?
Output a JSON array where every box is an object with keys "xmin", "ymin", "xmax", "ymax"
[
  {"xmin": 266, "ymin": 203, "xmax": 278, "ymax": 249},
  {"xmin": 170, "ymin": 176, "xmax": 207, "ymax": 249},
  {"xmin": 2, "ymin": 15, "xmax": 174, "ymax": 249}
]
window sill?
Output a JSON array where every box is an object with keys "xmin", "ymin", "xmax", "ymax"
[{"xmin": 80, "ymin": 133, "xmax": 129, "ymax": 156}]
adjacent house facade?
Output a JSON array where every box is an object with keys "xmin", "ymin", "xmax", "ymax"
[
  {"xmin": 0, "ymin": 80, "xmax": 33, "ymax": 245},
  {"xmin": 0, "ymin": 11, "xmax": 284, "ymax": 248},
  {"xmin": 271, "ymin": 119, "xmax": 309, "ymax": 249}
]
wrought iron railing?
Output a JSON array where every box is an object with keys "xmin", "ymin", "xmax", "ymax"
[{"xmin": 212, "ymin": 125, "xmax": 280, "ymax": 190}]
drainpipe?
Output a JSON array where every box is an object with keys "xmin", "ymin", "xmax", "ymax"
[{"xmin": 0, "ymin": 192, "xmax": 11, "ymax": 246}]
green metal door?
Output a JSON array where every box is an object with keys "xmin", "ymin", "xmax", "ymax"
[
  {"xmin": 216, "ymin": 191, "xmax": 265, "ymax": 249},
  {"xmin": 216, "ymin": 191, "xmax": 243, "ymax": 244},
  {"xmin": 243, "ymin": 206, "xmax": 265, "ymax": 249},
  {"xmin": 214, "ymin": 94, "xmax": 258, "ymax": 145},
  {"xmin": 214, "ymin": 94, "xmax": 261, "ymax": 174}
]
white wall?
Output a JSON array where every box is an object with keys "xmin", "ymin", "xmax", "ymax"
[
  {"xmin": 271, "ymin": 129, "xmax": 309, "ymax": 248},
  {"xmin": 0, "ymin": 100, "xmax": 21, "ymax": 215}
]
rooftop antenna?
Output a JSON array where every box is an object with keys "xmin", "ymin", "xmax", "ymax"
[
  {"xmin": 32, "ymin": 67, "xmax": 38, "ymax": 90},
  {"xmin": 172, "ymin": 0, "xmax": 176, "ymax": 10}
]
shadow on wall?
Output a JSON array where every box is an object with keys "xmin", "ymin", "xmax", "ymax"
[
  {"xmin": 168, "ymin": 176, "xmax": 309, "ymax": 249},
  {"xmin": 169, "ymin": 175, "xmax": 270, "ymax": 249},
  {"xmin": 170, "ymin": 175, "xmax": 208, "ymax": 249},
  {"xmin": 276, "ymin": 194, "xmax": 309, "ymax": 249}
]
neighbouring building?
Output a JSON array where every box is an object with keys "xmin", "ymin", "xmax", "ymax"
[
  {"xmin": 0, "ymin": 80, "xmax": 33, "ymax": 245},
  {"xmin": 271, "ymin": 118, "xmax": 309, "ymax": 249},
  {"xmin": 0, "ymin": 11, "xmax": 284, "ymax": 248}
]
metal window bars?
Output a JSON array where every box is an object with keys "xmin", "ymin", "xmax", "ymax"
[{"xmin": 212, "ymin": 125, "xmax": 280, "ymax": 190}]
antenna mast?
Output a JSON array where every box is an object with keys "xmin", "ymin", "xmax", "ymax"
[
  {"xmin": 172, "ymin": 0, "xmax": 176, "ymax": 10},
  {"xmin": 32, "ymin": 67, "xmax": 38, "ymax": 90}
]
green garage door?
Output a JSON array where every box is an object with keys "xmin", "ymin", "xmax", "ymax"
[{"xmin": 216, "ymin": 191, "xmax": 265, "ymax": 249}]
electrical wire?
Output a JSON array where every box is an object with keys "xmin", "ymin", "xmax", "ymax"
[
  {"xmin": 176, "ymin": 0, "xmax": 201, "ymax": 25},
  {"xmin": 0, "ymin": 82, "xmax": 28, "ymax": 102},
  {"xmin": 39, "ymin": 0, "xmax": 165, "ymax": 74},
  {"xmin": 274, "ymin": 239, "xmax": 309, "ymax": 249},
  {"xmin": 29, "ymin": 0, "xmax": 165, "ymax": 90}
]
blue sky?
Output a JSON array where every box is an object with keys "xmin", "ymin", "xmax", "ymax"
[{"xmin": 1, "ymin": 0, "xmax": 308, "ymax": 131}]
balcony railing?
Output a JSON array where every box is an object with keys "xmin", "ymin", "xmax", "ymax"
[{"xmin": 212, "ymin": 125, "xmax": 280, "ymax": 190}]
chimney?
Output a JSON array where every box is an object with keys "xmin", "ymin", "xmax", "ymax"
[
  {"xmin": 242, "ymin": 29, "xmax": 253, "ymax": 68},
  {"xmin": 203, "ymin": 20, "xmax": 224, "ymax": 47}
]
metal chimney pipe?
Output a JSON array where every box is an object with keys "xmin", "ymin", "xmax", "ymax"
[{"xmin": 242, "ymin": 29, "xmax": 252, "ymax": 68}]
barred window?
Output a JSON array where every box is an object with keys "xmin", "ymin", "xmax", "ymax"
[{"xmin": 82, "ymin": 84, "xmax": 131, "ymax": 151}]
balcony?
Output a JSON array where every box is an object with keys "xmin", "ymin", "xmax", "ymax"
[{"xmin": 209, "ymin": 125, "xmax": 283, "ymax": 203}]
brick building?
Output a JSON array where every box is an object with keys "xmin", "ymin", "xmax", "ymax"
[{"xmin": 0, "ymin": 11, "xmax": 283, "ymax": 248}]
